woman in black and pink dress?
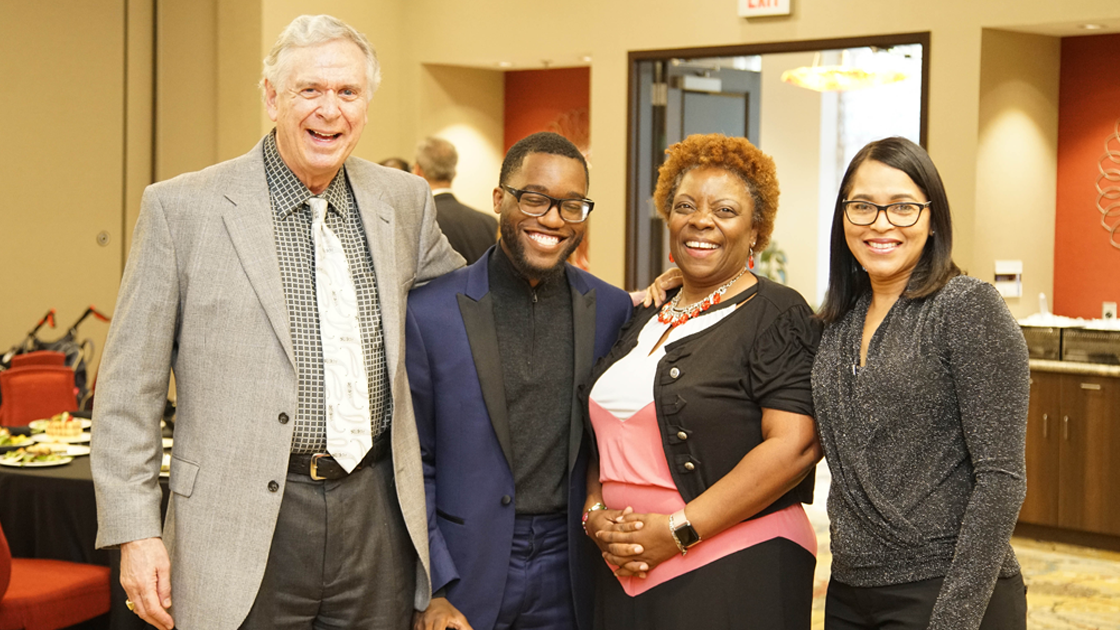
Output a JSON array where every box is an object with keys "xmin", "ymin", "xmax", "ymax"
[{"xmin": 582, "ymin": 133, "xmax": 822, "ymax": 629}]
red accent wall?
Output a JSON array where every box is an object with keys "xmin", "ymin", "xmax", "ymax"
[
  {"xmin": 504, "ymin": 67, "xmax": 593, "ymax": 270},
  {"xmin": 503, "ymin": 67, "xmax": 590, "ymax": 151},
  {"xmin": 1055, "ymin": 34, "xmax": 1120, "ymax": 317}
]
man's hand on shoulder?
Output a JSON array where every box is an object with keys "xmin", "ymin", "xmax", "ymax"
[
  {"xmin": 120, "ymin": 537, "xmax": 174, "ymax": 630},
  {"xmin": 413, "ymin": 596, "xmax": 474, "ymax": 630}
]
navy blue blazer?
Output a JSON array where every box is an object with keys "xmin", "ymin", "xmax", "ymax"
[{"xmin": 405, "ymin": 246, "xmax": 632, "ymax": 630}]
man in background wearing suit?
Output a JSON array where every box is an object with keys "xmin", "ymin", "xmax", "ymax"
[
  {"xmin": 407, "ymin": 132, "xmax": 633, "ymax": 630},
  {"xmin": 413, "ymin": 136, "xmax": 498, "ymax": 263},
  {"xmin": 91, "ymin": 14, "xmax": 462, "ymax": 630}
]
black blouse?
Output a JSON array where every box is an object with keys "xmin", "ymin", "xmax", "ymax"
[{"xmin": 582, "ymin": 275, "xmax": 822, "ymax": 515}]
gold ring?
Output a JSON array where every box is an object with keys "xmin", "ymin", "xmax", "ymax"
[{"xmin": 125, "ymin": 599, "xmax": 136, "ymax": 612}]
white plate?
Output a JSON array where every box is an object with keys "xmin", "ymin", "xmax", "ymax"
[
  {"xmin": 32, "ymin": 432, "xmax": 90, "ymax": 444},
  {"xmin": 66, "ymin": 445, "xmax": 91, "ymax": 457},
  {"xmin": 28, "ymin": 418, "xmax": 91, "ymax": 431},
  {"xmin": 0, "ymin": 456, "xmax": 74, "ymax": 468}
]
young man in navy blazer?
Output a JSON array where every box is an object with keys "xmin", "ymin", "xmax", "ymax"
[{"xmin": 407, "ymin": 132, "xmax": 633, "ymax": 630}]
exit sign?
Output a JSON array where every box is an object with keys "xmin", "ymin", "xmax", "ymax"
[{"xmin": 739, "ymin": 0, "xmax": 791, "ymax": 18}]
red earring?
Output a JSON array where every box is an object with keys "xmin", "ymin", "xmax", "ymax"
[
  {"xmin": 669, "ymin": 253, "xmax": 675, "ymax": 263},
  {"xmin": 748, "ymin": 246, "xmax": 755, "ymax": 270}
]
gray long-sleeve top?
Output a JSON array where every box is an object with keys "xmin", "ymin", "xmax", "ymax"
[{"xmin": 811, "ymin": 275, "xmax": 1029, "ymax": 630}]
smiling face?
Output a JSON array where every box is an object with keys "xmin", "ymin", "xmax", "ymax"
[
  {"xmin": 843, "ymin": 159, "xmax": 931, "ymax": 292},
  {"xmin": 265, "ymin": 39, "xmax": 369, "ymax": 194},
  {"xmin": 493, "ymin": 152, "xmax": 588, "ymax": 285},
  {"xmin": 667, "ymin": 167, "xmax": 758, "ymax": 293}
]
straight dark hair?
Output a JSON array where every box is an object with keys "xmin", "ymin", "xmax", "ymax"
[{"xmin": 817, "ymin": 137, "xmax": 960, "ymax": 324}]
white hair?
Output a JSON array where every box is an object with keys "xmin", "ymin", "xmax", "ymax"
[{"xmin": 260, "ymin": 15, "xmax": 381, "ymax": 99}]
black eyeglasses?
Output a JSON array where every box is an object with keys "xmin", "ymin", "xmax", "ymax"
[
  {"xmin": 501, "ymin": 185, "xmax": 594, "ymax": 223},
  {"xmin": 842, "ymin": 199, "xmax": 931, "ymax": 227}
]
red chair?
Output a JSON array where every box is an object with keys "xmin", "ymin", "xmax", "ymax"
[
  {"xmin": 0, "ymin": 520, "xmax": 110, "ymax": 630},
  {"xmin": 8, "ymin": 352, "xmax": 66, "ymax": 369},
  {"xmin": 0, "ymin": 366, "xmax": 78, "ymax": 427}
]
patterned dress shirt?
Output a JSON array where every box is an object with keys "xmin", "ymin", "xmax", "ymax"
[{"xmin": 263, "ymin": 131, "xmax": 391, "ymax": 454}]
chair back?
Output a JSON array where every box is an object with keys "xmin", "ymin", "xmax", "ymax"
[
  {"xmin": 0, "ymin": 366, "xmax": 78, "ymax": 427},
  {"xmin": 10, "ymin": 351, "xmax": 67, "ymax": 368},
  {"xmin": 0, "ymin": 520, "xmax": 11, "ymax": 599}
]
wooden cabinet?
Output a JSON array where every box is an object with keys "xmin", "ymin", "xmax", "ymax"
[
  {"xmin": 1020, "ymin": 372, "xmax": 1060, "ymax": 524},
  {"xmin": 1020, "ymin": 370, "xmax": 1120, "ymax": 536}
]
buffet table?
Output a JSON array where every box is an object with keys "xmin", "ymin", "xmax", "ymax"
[{"xmin": 0, "ymin": 455, "xmax": 169, "ymax": 629}]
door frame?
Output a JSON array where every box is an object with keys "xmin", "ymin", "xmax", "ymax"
[{"xmin": 624, "ymin": 32, "xmax": 931, "ymax": 288}]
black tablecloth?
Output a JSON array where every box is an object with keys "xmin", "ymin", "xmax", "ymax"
[{"xmin": 0, "ymin": 455, "xmax": 169, "ymax": 630}]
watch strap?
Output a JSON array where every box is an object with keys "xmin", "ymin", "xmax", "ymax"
[{"xmin": 669, "ymin": 509, "xmax": 702, "ymax": 554}]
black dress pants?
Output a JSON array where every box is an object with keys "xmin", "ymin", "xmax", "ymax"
[
  {"xmin": 239, "ymin": 457, "xmax": 416, "ymax": 630},
  {"xmin": 825, "ymin": 572, "xmax": 1026, "ymax": 630}
]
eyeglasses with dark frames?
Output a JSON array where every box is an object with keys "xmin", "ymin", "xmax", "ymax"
[
  {"xmin": 501, "ymin": 185, "xmax": 594, "ymax": 223},
  {"xmin": 842, "ymin": 199, "xmax": 931, "ymax": 227}
]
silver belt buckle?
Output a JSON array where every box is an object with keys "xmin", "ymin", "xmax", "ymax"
[{"xmin": 309, "ymin": 453, "xmax": 330, "ymax": 480}]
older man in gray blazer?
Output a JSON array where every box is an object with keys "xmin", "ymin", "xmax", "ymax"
[{"xmin": 91, "ymin": 15, "xmax": 463, "ymax": 630}]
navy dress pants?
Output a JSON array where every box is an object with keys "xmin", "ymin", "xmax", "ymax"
[{"xmin": 494, "ymin": 513, "xmax": 576, "ymax": 630}]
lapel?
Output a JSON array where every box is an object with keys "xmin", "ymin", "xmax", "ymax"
[
  {"xmin": 348, "ymin": 163, "xmax": 402, "ymax": 371},
  {"xmin": 220, "ymin": 143, "xmax": 294, "ymax": 369},
  {"xmin": 567, "ymin": 267, "xmax": 596, "ymax": 470},
  {"xmin": 456, "ymin": 253, "xmax": 514, "ymax": 470}
]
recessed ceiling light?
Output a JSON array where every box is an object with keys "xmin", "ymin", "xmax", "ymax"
[
  {"xmin": 1079, "ymin": 23, "xmax": 1106, "ymax": 30},
  {"xmin": 581, "ymin": 56, "xmax": 592, "ymax": 63},
  {"xmin": 497, "ymin": 61, "xmax": 513, "ymax": 68}
]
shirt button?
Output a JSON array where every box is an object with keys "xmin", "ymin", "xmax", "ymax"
[
  {"xmin": 268, "ymin": 480, "xmax": 280, "ymax": 492},
  {"xmin": 669, "ymin": 367, "xmax": 681, "ymax": 378},
  {"xmin": 677, "ymin": 431, "xmax": 688, "ymax": 440},
  {"xmin": 684, "ymin": 462, "xmax": 695, "ymax": 471},
  {"xmin": 501, "ymin": 495, "xmax": 512, "ymax": 506},
  {"xmin": 278, "ymin": 412, "xmax": 289, "ymax": 424}
]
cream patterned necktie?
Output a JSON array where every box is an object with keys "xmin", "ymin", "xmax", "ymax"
[{"xmin": 310, "ymin": 197, "xmax": 371, "ymax": 472}]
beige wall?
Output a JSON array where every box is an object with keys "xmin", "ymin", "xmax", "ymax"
[
  {"xmin": 975, "ymin": 29, "xmax": 1061, "ymax": 318},
  {"xmin": 0, "ymin": 1, "xmax": 127, "ymax": 375},
  {"xmin": 416, "ymin": 65, "xmax": 505, "ymax": 214},
  {"xmin": 760, "ymin": 52, "xmax": 822, "ymax": 304},
  {"xmin": 157, "ymin": 0, "xmax": 218, "ymax": 181}
]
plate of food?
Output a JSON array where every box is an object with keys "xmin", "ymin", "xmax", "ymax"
[
  {"xmin": 28, "ymin": 412, "xmax": 91, "ymax": 435},
  {"xmin": 34, "ymin": 442, "xmax": 91, "ymax": 457},
  {"xmin": 28, "ymin": 419, "xmax": 93, "ymax": 432},
  {"xmin": 0, "ymin": 445, "xmax": 73, "ymax": 467},
  {"xmin": 32, "ymin": 432, "xmax": 90, "ymax": 444},
  {"xmin": 0, "ymin": 428, "xmax": 34, "ymax": 452}
]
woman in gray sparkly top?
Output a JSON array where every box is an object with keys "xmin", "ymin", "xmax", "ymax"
[{"xmin": 812, "ymin": 137, "xmax": 1029, "ymax": 630}]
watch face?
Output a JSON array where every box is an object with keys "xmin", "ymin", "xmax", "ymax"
[{"xmin": 674, "ymin": 521, "xmax": 701, "ymax": 548}]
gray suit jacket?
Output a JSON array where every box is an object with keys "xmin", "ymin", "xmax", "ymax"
[{"xmin": 91, "ymin": 138, "xmax": 464, "ymax": 629}]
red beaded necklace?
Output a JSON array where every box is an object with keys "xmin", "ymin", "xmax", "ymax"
[{"xmin": 657, "ymin": 269, "xmax": 748, "ymax": 328}]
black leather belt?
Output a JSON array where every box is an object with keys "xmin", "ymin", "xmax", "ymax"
[{"xmin": 289, "ymin": 436, "xmax": 390, "ymax": 480}]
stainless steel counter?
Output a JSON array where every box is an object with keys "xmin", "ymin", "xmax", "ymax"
[{"xmin": 1029, "ymin": 359, "xmax": 1120, "ymax": 378}]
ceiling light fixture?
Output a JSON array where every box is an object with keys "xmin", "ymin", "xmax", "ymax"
[
  {"xmin": 781, "ymin": 51, "xmax": 908, "ymax": 92},
  {"xmin": 496, "ymin": 61, "xmax": 513, "ymax": 68},
  {"xmin": 1079, "ymin": 23, "xmax": 1106, "ymax": 30}
]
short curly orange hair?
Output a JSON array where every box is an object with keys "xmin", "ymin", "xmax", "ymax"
[{"xmin": 653, "ymin": 133, "xmax": 780, "ymax": 252}]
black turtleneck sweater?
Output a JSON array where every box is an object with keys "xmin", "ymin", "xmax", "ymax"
[{"xmin": 489, "ymin": 246, "xmax": 574, "ymax": 515}]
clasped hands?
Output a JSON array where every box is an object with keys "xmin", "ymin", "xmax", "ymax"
[{"xmin": 585, "ymin": 506, "xmax": 681, "ymax": 578}]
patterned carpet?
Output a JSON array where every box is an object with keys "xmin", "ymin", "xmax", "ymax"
[{"xmin": 808, "ymin": 464, "xmax": 1120, "ymax": 629}]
